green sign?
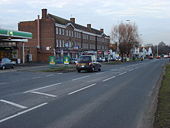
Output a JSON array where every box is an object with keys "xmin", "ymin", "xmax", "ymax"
[
  {"xmin": 49, "ymin": 56, "xmax": 56, "ymax": 65},
  {"xmin": 63, "ymin": 56, "xmax": 70, "ymax": 64}
]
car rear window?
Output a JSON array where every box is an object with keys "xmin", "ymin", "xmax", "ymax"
[{"xmin": 78, "ymin": 56, "xmax": 92, "ymax": 63}]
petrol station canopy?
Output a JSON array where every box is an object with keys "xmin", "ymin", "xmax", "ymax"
[{"xmin": 0, "ymin": 28, "xmax": 32, "ymax": 42}]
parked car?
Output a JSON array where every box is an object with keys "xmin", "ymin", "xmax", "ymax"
[
  {"xmin": 148, "ymin": 56, "xmax": 153, "ymax": 59},
  {"xmin": 0, "ymin": 58, "xmax": 15, "ymax": 70},
  {"xmin": 76, "ymin": 55, "xmax": 101, "ymax": 73},
  {"xmin": 70, "ymin": 58, "xmax": 78, "ymax": 64},
  {"xmin": 156, "ymin": 56, "xmax": 161, "ymax": 59}
]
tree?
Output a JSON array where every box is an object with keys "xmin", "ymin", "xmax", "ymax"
[
  {"xmin": 111, "ymin": 23, "xmax": 141, "ymax": 61},
  {"xmin": 153, "ymin": 42, "xmax": 170, "ymax": 56}
]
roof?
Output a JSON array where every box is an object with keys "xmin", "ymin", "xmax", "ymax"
[{"xmin": 48, "ymin": 13, "xmax": 103, "ymax": 35}]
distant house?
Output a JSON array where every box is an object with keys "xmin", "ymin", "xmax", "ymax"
[
  {"xmin": 131, "ymin": 45, "xmax": 153, "ymax": 58},
  {"xmin": 131, "ymin": 47, "xmax": 140, "ymax": 57}
]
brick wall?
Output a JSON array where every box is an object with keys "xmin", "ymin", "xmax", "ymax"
[{"xmin": 18, "ymin": 21, "xmax": 38, "ymax": 62}]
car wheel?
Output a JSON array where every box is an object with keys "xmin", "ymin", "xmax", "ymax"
[
  {"xmin": 98, "ymin": 68, "xmax": 101, "ymax": 72},
  {"xmin": 2, "ymin": 66, "xmax": 5, "ymax": 70},
  {"xmin": 77, "ymin": 70, "xmax": 81, "ymax": 73}
]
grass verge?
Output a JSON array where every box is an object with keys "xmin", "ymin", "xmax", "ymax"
[
  {"xmin": 154, "ymin": 64, "xmax": 170, "ymax": 128},
  {"xmin": 42, "ymin": 65, "xmax": 76, "ymax": 72}
]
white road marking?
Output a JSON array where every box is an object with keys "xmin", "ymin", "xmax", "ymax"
[
  {"xmin": 32, "ymin": 76, "xmax": 41, "ymax": 79},
  {"xmin": 103, "ymin": 76, "xmax": 116, "ymax": 82},
  {"xmin": 0, "ymin": 103, "xmax": 47, "ymax": 123},
  {"xmin": 128, "ymin": 69, "xmax": 134, "ymax": 72},
  {"xmin": 30, "ymin": 91, "xmax": 57, "ymax": 98},
  {"xmin": 58, "ymin": 73, "xmax": 63, "ymax": 74},
  {"xmin": 68, "ymin": 83, "xmax": 96, "ymax": 95},
  {"xmin": 0, "ymin": 99, "xmax": 27, "ymax": 109},
  {"xmin": 46, "ymin": 74, "xmax": 54, "ymax": 77},
  {"xmin": 24, "ymin": 83, "xmax": 61, "ymax": 93},
  {"xmin": 72, "ymin": 75, "xmax": 90, "ymax": 81},
  {"xmin": 117, "ymin": 72, "xmax": 127, "ymax": 76}
]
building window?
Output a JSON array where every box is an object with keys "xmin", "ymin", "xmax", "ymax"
[
  {"xmin": 62, "ymin": 40, "xmax": 65, "ymax": 47},
  {"xmin": 61, "ymin": 29, "xmax": 65, "ymax": 35},
  {"xmin": 68, "ymin": 30, "xmax": 71, "ymax": 37},
  {"xmin": 59, "ymin": 28, "xmax": 61, "ymax": 35},
  {"xmin": 66, "ymin": 30, "xmax": 68, "ymax": 36},
  {"xmin": 74, "ymin": 32, "xmax": 77, "ymax": 38},
  {"xmin": 72, "ymin": 31, "xmax": 74, "ymax": 37},
  {"xmin": 56, "ymin": 40, "xmax": 59, "ymax": 47},
  {"xmin": 56, "ymin": 27, "xmax": 59, "ymax": 35},
  {"xmin": 60, "ymin": 40, "xmax": 63, "ymax": 47}
]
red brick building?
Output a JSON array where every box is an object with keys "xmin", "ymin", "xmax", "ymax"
[{"xmin": 18, "ymin": 9, "xmax": 110, "ymax": 62}]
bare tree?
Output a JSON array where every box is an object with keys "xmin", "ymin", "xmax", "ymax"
[
  {"xmin": 111, "ymin": 23, "xmax": 140, "ymax": 61},
  {"xmin": 153, "ymin": 42, "xmax": 170, "ymax": 55}
]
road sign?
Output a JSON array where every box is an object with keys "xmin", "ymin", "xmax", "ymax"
[
  {"xmin": 49, "ymin": 56, "xmax": 56, "ymax": 65},
  {"xmin": 63, "ymin": 56, "xmax": 70, "ymax": 64}
]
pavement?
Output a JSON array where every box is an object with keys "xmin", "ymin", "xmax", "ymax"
[{"xmin": 0, "ymin": 59, "xmax": 168, "ymax": 128}]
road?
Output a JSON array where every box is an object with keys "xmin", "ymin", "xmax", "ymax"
[{"xmin": 0, "ymin": 59, "xmax": 167, "ymax": 128}]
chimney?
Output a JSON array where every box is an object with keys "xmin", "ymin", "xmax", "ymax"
[
  {"xmin": 87, "ymin": 24, "xmax": 91, "ymax": 29},
  {"xmin": 42, "ymin": 8, "xmax": 47, "ymax": 19},
  {"xmin": 100, "ymin": 28, "xmax": 104, "ymax": 33},
  {"xmin": 70, "ymin": 18, "xmax": 75, "ymax": 23}
]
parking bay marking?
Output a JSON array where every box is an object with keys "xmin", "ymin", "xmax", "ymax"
[
  {"xmin": 68, "ymin": 83, "xmax": 96, "ymax": 95},
  {"xmin": 0, "ymin": 103, "xmax": 47, "ymax": 123},
  {"xmin": 72, "ymin": 75, "xmax": 90, "ymax": 81},
  {"xmin": 24, "ymin": 83, "xmax": 61, "ymax": 93},
  {"xmin": 30, "ymin": 91, "xmax": 57, "ymax": 98},
  {"xmin": 0, "ymin": 99, "xmax": 27, "ymax": 109}
]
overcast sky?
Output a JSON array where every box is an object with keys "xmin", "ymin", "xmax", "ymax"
[{"xmin": 0, "ymin": 0, "xmax": 170, "ymax": 45}]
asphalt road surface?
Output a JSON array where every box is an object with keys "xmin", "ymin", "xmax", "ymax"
[{"xmin": 0, "ymin": 59, "xmax": 167, "ymax": 128}]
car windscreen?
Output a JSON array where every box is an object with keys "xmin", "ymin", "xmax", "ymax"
[
  {"xmin": 78, "ymin": 56, "xmax": 92, "ymax": 63},
  {"xmin": 2, "ymin": 58, "xmax": 11, "ymax": 63}
]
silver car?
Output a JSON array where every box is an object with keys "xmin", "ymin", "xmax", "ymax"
[{"xmin": 0, "ymin": 58, "xmax": 15, "ymax": 70}]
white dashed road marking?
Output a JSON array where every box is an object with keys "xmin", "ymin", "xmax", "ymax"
[
  {"xmin": 68, "ymin": 83, "xmax": 96, "ymax": 95},
  {"xmin": 117, "ymin": 72, "xmax": 127, "ymax": 76},
  {"xmin": 72, "ymin": 75, "xmax": 90, "ymax": 81},
  {"xmin": 0, "ymin": 99, "xmax": 27, "ymax": 109},
  {"xmin": 103, "ymin": 76, "xmax": 116, "ymax": 82}
]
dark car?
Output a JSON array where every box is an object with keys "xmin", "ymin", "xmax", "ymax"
[
  {"xmin": 76, "ymin": 55, "xmax": 101, "ymax": 73},
  {"xmin": 0, "ymin": 58, "xmax": 15, "ymax": 70}
]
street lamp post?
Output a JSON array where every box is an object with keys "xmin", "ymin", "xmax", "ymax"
[{"xmin": 157, "ymin": 45, "xmax": 159, "ymax": 57}]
